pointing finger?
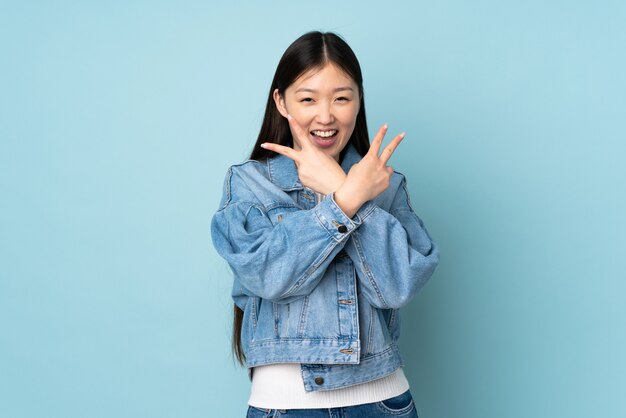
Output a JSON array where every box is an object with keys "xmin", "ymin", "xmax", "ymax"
[
  {"xmin": 379, "ymin": 132, "xmax": 405, "ymax": 165},
  {"xmin": 260, "ymin": 142, "xmax": 299, "ymax": 161}
]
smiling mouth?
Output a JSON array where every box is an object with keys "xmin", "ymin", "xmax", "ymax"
[
  {"xmin": 309, "ymin": 130, "xmax": 338, "ymax": 148},
  {"xmin": 310, "ymin": 130, "xmax": 338, "ymax": 138}
]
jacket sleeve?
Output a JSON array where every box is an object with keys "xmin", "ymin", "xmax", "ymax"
[
  {"xmin": 344, "ymin": 174, "xmax": 440, "ymax": 309},
  {"xmin": 210, "ymin": 166, "xmax": 369, "ymax": 304}
]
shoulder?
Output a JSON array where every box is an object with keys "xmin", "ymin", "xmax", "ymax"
[
  {"xmin": 384, "ymin": 169, "xmax": 408, "ymax": 198},
  {"xmin": 371, "ymin": 170, "xmax": 411, "ymax": 211},
  {"xmin": 218, "ymin": 159, "xmax": 280, "ymax": 209},
  {"xmin": 389, "ymin": 169, "xmax": 419, "ymax": 212},
  {"xmin": 227, "ymin": 159, "xmax": 268, "ymax": 179}
]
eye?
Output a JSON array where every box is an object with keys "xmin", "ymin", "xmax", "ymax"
[
  {"xmin": 300, "ymin": 98, "xmax": 314, "ymax": 103},
  {"xmin": 336, "ymin": 97, "xmax": 350, "ymax": 102}
]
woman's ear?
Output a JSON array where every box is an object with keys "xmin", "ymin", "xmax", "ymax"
[{"xmin": 273, "ymin": 88, "xmax": 288, "ymax": 118}]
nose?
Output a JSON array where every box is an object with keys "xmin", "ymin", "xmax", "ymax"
[{"xmin": 316, "ymin": 103, "xmax": 334, "ymax": 125}]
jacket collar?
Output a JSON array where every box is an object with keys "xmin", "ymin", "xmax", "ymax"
[{"xmin": 267, "ymin": 142, "xmax": 363, "ymax": 191}]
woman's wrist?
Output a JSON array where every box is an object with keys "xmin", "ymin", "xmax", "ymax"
[{"xmin": 333, "ymin": 181, "xmax": 366, "ymax": 218}]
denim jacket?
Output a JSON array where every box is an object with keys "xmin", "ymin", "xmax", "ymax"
[{"xmin": 210, "ymin": 143, "xmax": 440, "ymax": 392}]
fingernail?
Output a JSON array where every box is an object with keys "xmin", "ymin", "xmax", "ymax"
[
  {"xmin": 399, "ymin": 132, "xmax": 406, "ymax": 138},
  {"xmin": 383, "ymin": 123, "xmax": 388, "ymax": 129},
  {"xmin": 260, "ymin": 143, "xmax": 267, "ymax": 148}
]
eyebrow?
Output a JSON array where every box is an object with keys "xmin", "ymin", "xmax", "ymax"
[{"xmin": 294, "ymin": 87, "xmax": 354, "ymax": 93}]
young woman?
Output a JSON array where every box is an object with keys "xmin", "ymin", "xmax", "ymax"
[{"xmin": 211, "ymin": 31, "xmax": 440, "ymax": 418}]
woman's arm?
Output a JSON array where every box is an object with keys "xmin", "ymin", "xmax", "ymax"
[
  {"xmin": 344, "ymin": 174, "xmax": 440, "ymax": 309},
  {"xmin": 211, "ymin": 166, "xmax": 366, "ymax": 304}
]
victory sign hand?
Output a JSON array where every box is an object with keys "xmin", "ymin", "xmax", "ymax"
[{"xmin": 334, "ymin": 123, "xmax": 405, "ymax": 217}]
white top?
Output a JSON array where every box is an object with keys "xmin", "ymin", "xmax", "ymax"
[{"xmin": 248, "ymin": 363, "xmax": 410, "ymax": 409}]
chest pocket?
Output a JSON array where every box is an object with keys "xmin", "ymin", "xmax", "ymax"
[{"xmin": 266, "ymin": 203, "xmax": 300, "ymax": 226}]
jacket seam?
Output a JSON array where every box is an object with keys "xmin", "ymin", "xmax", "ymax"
[
  {"xmin": 297, "ymin": 296, "xmax": 309, "ymax": 337},
  {"xmin": 400, "ymin": 176, "xmax": 416, "ymax": 213},
  {"xmin": 367, "ymin": 305, "xmax": 374, "ymax": 354}
]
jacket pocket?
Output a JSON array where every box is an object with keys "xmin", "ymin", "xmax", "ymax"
[
  {"xmin": 246, "ymin": 405, "xmax": 273, "ymax": 418},
  {"xmin": 376, "ymin": 390, "xmax": 415, "ymax": 415},
  {"xmin": 266, "ymin": 203, "xmax": 300, "ymax": 226}
]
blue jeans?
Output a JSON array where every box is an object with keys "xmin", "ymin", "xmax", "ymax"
[{"xmin": 246, "ymin": 389, "xmax": 418, "ymax": 417}]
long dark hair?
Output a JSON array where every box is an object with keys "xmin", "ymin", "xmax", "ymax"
[{"xmin": 232, "ymin": 30, "xmax": 371, "ymax": 366}]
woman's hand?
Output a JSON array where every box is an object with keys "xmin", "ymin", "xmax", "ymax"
[
  {"xmin": 334, "ymin": 123, "xmax": 405, "ymax": 218},
  {"xmin": 260, "ymin": 114, "xmax": 347, "ymax": 195}
]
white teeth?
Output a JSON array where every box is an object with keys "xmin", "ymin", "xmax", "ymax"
[{"xmin": 312, "ymin": 130, "xmax": 337, "ymax": 138}]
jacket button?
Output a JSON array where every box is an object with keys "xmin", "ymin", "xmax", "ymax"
[
  {"xmin": 337, "ymin": 224, "xmax": 348, "ymax": 233},
  {"xmin": 314, "ymin": 377, "xmax": 324, "ymax": 385}
]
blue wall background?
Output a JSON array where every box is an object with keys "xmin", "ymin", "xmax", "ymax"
[{"xmin": 1, "ymin": 1, "xmax": 624, "ymax": 417}]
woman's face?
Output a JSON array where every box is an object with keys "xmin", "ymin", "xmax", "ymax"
[{"xmin": 273, "ymin": 63, "xmax": 360, "ymax": 161}]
